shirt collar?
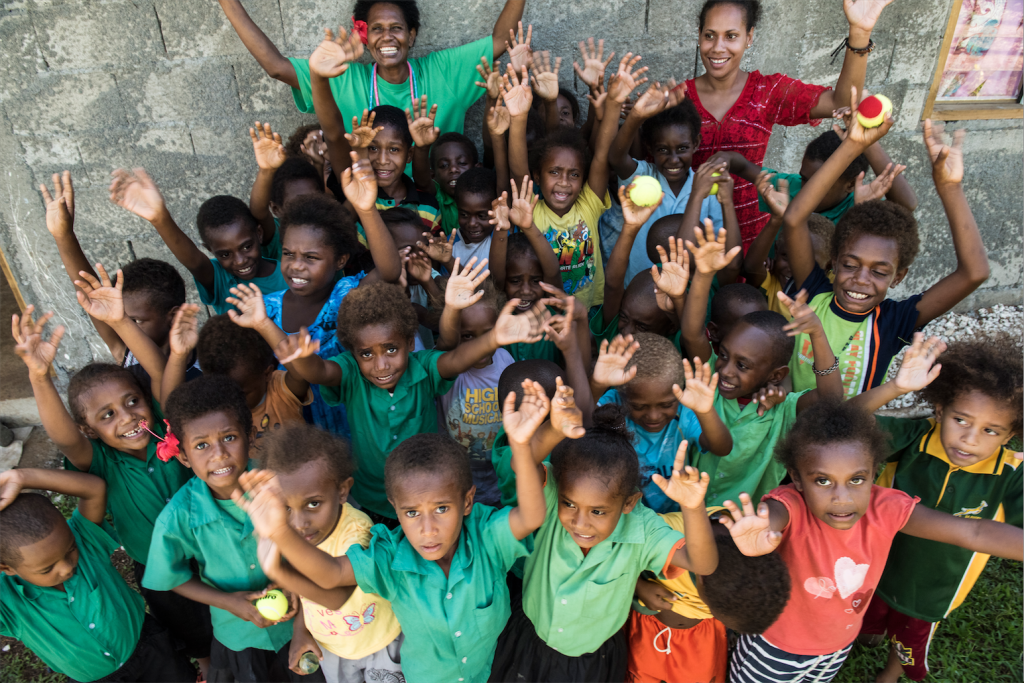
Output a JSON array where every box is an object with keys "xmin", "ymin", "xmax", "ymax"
[
  {"xmin": 391, "ymin": 513, "xmax": 474, "ymax": 584},
  {"xmin": 187, "ymin": 462, "xmax": 256, "ymax": 537},
  {"xmin": 922, "ymin": 420, "xmax": 1013, "ymax": 475},
  {"xmin": 361, "ymin": 351, "xmax": 430, "ymax": 393},
  {"xmin": 604, "ymin": 505, "xmax": 647, "ymax": 545},
  {"xmin": 378, "ymin": 174, "xmax": 416, "ymax": 203}
]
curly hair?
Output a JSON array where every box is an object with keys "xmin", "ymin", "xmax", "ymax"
[
  {"xmin": 196, "ymin": 195, "xmax": 259, "ymax": 245},
  {"xmin": 506, "ymin": 231, "xmax": 542, "ymax": 266},
  {"xmin": 0, "ymin": 493, "xmax": 67, "ymax": 566},
  {"xmin": 557, "ymin": 86, "xmax": 581, "ymax": 125},
  {"xmin": 498, "ymin": 359, "xmax": 562, "ymax": 409},
  {"xmin": 384, "ymin": 433, "xmax": 471, "ymax": 500},
  {"xmin": 623, "ymin": 332, "xmax": 686, "ymax": 392},
  {"xmin": 336, "ymin": 282, "xmax": 418, "ymax": 350},
  {"xmin": 280, "ymin": 193, "xmax": 361, "ymax": 261},
  {"xmin": 530, "ymin": 126, "xmax": 591, "ymax": 178},
  {"xmin": 121, "ymin": 257, "xmax": 186, "ymax": 316},
  {"xmin": 270, "ymin": 157, "xmax": 324, "ymax": 208},
  {"xmin": 703, "ymin": 528, "xmax": 791, "ymax": 633},
  {"xmin": 68, "ymin": 363, "xmax": 150, "ymax": 425},
  {"xmin": 640, "ymin": 98, "xmax": 703, "ymax": 153},
  {"xmin": 552, "ymin": 404, "xmax": 639, "ymax": 500},
  {"xmin": 285, "ymin": 122, "xmax": 322, "ymax": 158},
  {"xmin": 804, "ymin": 130, "xmax": 869, "ymax": 183},
  {"xmin": 370, "ymin": 105, "xmax": 413, "ymax": 148},
  {"xmin": 454, "ymin": 167, "xmax": 498, "ymax": 203},
  {"xmin": 710, "ymin": 283, "xmax": 768, "ymax": 329},
  {"xmin": 352, "ymin": 0, "xmax": 421, "ymax": 32},
  {"xmin": 920, "ymin": 334, "xmax": 1023, "ymax": 433},
  {"xmin": 645, "ymin": 215, "xmax": 683, "ymax": 263},
  {"xmin": 164, "ymin": 375, "xmax": 252, "ymax": 443},
  {"xmin": 430, "ymin": 132, "xmax": 478, "ymax": 168},
  {"xmin": 775, "ymin": 399, "xmax": 889, "ymax": 474},
  {"xmin": 832, "ymin": 200, "xmax": 919, "ymax": 271},
  {"xmin": 196, "ymin": 314, "xmax": 276, "ymax": 377},
  {"xmin": 699, "ymin": 0, "xmax": 761, "ymax": 30},
  {"xmin": 259, "ymin": 423, "xmax": 356, "ymax": 487},
  {"xmin": 736, "ymin": 310, "xmax": 795, "ymax": 370}
]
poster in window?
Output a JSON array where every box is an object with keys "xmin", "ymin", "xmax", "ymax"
[{"xmin": 937, "ymin": 0, "xmax": 1023, "ymax": 101}]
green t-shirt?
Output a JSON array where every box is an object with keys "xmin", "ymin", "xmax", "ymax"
[
  {"xmin": 195, "ymin": 258, "xmax": 288, "ymax": 316},
  {"xmin": 503, "ymin": 339, "xmax": 563, "ymax": 365},
  {"xmin": 758, "ymin": 168, "xmax": 855, "ymax": 224},
  {"xmin": 262, "ymin": 218, "xmax": 282, "ymax": 261},
  {"xmin": 434, "ymin": 181, "xmax": 459, "ymax": 236},
  {"xmin": 588, "ymin": 306, "xmax": 684, "ymax": 354},
  {"xmin": 0, "ymin": 512, "xmax": 146, "ymax": 681}
]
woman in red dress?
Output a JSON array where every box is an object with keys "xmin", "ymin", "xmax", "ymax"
[{"xmin": 686, "ymin": 0, "xmax": 894, "ymax": 248}]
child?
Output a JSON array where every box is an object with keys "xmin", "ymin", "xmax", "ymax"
[
  {"xmin": 269, "ymin": 280, "xmax": 548, "ymax": 523},
  {"xmin": 110, "ymin": 170, "xmax": 288, "ymax": 314},
  {"xmin": 264, "ymin": 156, "xmax": 332, "ymax": 259},
  {"xmin": 256, "ymin": 424, "xmax": 404, "ymax": 683},
  {"xmin": 451, "ymin": 167, "xmax": 500, "ymax": 266},
  {"xmin": 629, "ymin": 510, "xmax": 792, "ymax": 683},
  {"xmin": 707, "ymin": 282, "xmax": 768, "ymax": 352},
  {"xmin": 425, "ymin": 131, "xmax": 480, "ymax": 236},
  {"xmin": 591, "ymin": 333, "xmax": 733, "ymax": 513},
  {"xmin": 0, "ymin": 467, "xmax": 196, "ymax": 683},
  {"xmin": 680, "ymin": 223, "xmax": 843, "ymax": 507},
  {"xmin": 848, "ymin": 334, "xmax": 1022, "ymax": 683},
  {"xmin": 490, "ymin": 406, "xmax": 720, "ymax": 682},
  {"xmin": 144, "ymin": 376, "xmax": 302, "ymax": 682},
  {"xmin": 235, "ymin": 381, "xmax": 550, "ymax": 682},
  {"xmin": 781, "ymin": 101, "xmax": 990, "ymax": 398},
  {"xmin": 720, "ymin": 399, "xmax": 1023, "ymax": 683}
]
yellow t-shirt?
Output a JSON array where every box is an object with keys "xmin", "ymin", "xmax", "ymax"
[
  {"xmin": 638, "ymin": 510, "xmax": 725, "ymax": 621},
  {"xmin": 760, "ymin": 272, "xmax": 791, "ymax": 321},
  {"xmin": 302, "ymin": 504, "xmax": 401, "ymax": 659},
  {"xmin": 532, "ymin": 185, "xmax": 610, "ymax": 310}
]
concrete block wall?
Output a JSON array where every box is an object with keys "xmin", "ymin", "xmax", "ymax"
[{"xmin": 1, "ymin": 0, "xmax": 1021, "ymax": 379}]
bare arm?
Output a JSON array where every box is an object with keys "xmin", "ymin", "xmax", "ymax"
[
  {"xmin": 0, "ymin": 468, "xmax": 107, "ymax": 526},
  {"xmin": 654, "ymin": 456, "xmax": 718, "ymax": 575},
  {"xmin": 503, "ymin": 66, "xmax": 533, "ymax": 184},
  {"xmin": 863, "ymin": 143, "xmax": 917, "ymax": 210},
  {"xmin": 491, "ymin": 2, "xmax": 528, "ymax": 60},
  {"xmin": 681, "ymin": 273, "xmax": 714, "ymax": 363},
  {"xmin": 848, "ymin": 333, "xmax": 945, "ymax": 414},
  {"xmin": 503, "ymin": 381, "xmax": 550, "ymax": 539},
  {"xmin": 902, "ymin": 504, "xmax": 1023, "ymax": 561},
  {"xmin": 742, "ymin": 172, "xmax": 790, "ymax": 288},
  {"xmin": 808, "ymin": 0, "xmax": 890, "ymax": 117},
  {"xmin": 607, "ymin": 109, "xmax": 643, "ymax": 180},
  {"xmin": 248, "ymin": 122, "xmax": 288, "ymax": 245},
  {"xmin": 260, "ymin": 542, "xmax": 355, "ymax": 611},
  {"xmin": 219, "ymin": 0, "xmax": 299, "ymax": 88},
  {"xmin": 706, "ymin": 151, "xmax": 762, "ymax": 185}
]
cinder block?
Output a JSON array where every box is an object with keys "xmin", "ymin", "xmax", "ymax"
[
  {"xmin": 5, "ymin": 71, "xmax": 129, "ymax": 135},
  {"xmin": 77, "ymin": 124, "xmax": 200, "ymax": 188},
  {"xmin": 19, "ymin": 134, "xmax": 87, "ymax": 187},
  {"xmin": 279, "ymin": 0, "xmax": 348, "ymax": 55},
  {"xmin": 34, "ymin": 1, "xmax": 164, "ymax": 70},
  {"xmin": 118, "ymin": 60, "xmax": 243, "ymax": 126},
  {"xmin": 233, "ymin": 57, "xmax": 308, "ymax": 117},
  {"xmin": 157, "ymin": 0, "xmax": 285, "ymax": 60},
  {"xmin": 0, "ymin": 12, "xmax": 47, "ymax": 100},
  {"xmin": 522, "ymin": 0, "xmax": 647, "ymax": 46}
]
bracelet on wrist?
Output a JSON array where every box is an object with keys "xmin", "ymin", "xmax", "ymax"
[
  {"xmin": 830, "ymin": 37, "xmax": 874, "ymax": 64},
  {"xmin": 813, "ymin": 356, "xmax": 840, "ymax": 376}
]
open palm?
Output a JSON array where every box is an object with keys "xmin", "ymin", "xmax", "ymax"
[
  {"xmin": 309, "ymin": 27, "xmax": 363, "ymax": 78},
  {"xmin": 894, "ymin": 333, "xmax": 945, "ymax": 393},
  {"xmin": 12, "ymin": 306, "xmax": 65, "ymax": 378},
  {"xmin": 719, "ymin": 494, "xmax": 782, "ymax": 557},
  {"xmin": 844, "ymin": 0, "xmax": 894, "ymax": 33},
  {"xmin": 109, "ymin": 168, "xmax": 164, "ymax": 222},
  {"xmin": 75, "ymin": 265, "xmax": 124, "ymax": 323}
]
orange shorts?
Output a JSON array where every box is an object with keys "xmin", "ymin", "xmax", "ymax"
[{"xmin": 626, "ymin": 609, "xmax": 728, "ymax": 683}]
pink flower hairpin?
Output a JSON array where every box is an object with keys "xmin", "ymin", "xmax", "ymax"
[{"xmin": 138, "ymin": 419, "xmax": 180, "ymax": 462}]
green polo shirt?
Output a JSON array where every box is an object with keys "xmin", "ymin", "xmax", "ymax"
[
  {"xmin": 66, "ymin": 403, "xmax": 194, "ymax": 564},
  {"xmin": 758, "ymin": 168, "xmax": 855, "ymax": 224},
  {"xmin": 874, "ymin": 417, "xmax": 1024, "ymax": 623},
  {"xmin": 321, "ymin": 350, "xmax": 455, "ymax": 519},
  {"xmin": 523, "ymin": 465, "xmax": 685, "ymax": 656},
  {"xmin": 434, "ymin": 181, "xmax": 458, "ymax": 236},
  {"xmin": 693, "ymin": 355, "xmax": 803, "ymax": 507},
  {"xmin": 196, "ymin": 258, "xmax": 288, "ymax": 316},
  {"xmin": 348, "ymin": 504, "xmax": 529, "ymax": 683},
  {"xmin": 0, "ymin": 511, "xmax": 145, "ymax": 681},
  {"xmin": 143, "ymin": 472, "xmax": 292, "ymax": 653},
  {"xmin": 503, "ymin": 339, "xmax": 562, "ymax": 365}
]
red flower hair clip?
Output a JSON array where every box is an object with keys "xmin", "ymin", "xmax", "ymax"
[
  {"xmin": 352, "ymin": 16, "xmax": 368, "ymax": 45},
  {"xmin": 139, "ymin": 419, "xmax": 180, "ymax": 462}
]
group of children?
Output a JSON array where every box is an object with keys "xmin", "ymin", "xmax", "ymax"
[{"xmin": 3, "ymin": 1, "xmax": 1021, "ymax": 682}]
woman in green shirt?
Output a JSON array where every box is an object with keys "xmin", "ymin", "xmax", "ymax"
[{"xmin": 220, "ymin": 0, "xmax": 529, "ymax": 135}]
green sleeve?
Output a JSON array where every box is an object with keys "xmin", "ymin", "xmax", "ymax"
[
  {"xmin": 346, "ymin": 531, "xmax": 397, "ymax": 600},
  {"xmin": 319, "ymin": 353, "xmax": 356, "ymax": 406},
  {"xmin": 1002, "ymin": 466, "xmax": 1023, "ymax": 528},
  {"xmin": 288, "ymin": 58, "xmax": 374, "ymax": 119},
  {"xmin": 69, "ymin": 510, "xmax": 120, "ymax": 557},
  {"xmin": 419, "ymin": 350, "xmax": 457, "ymax": 396},
  {"xmin": 588, "ymin": 307, "xmax": 619, "ymax": 346},
  {"xmin": 142, "ymin": 504, "xmax": 196, "ymax": 592},
  {"xmin": 480, "ymin": 506, "xmax": 529, "ymax": 569},
  {"xmin": 638, "ymin": 505, "xmax": 686, "ymax": 576},
  {"xmin": 875, "ymin": 416, "xmax": 932, "ymax": 463},
  {"xmin": 416, "ymin": 37, "xmax": 492, "ymax": 121}
]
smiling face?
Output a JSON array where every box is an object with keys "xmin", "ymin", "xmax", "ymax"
[
  {"xmin": 368, "ymin": 126, "xmax": 412, "ymax": 195},
  {"xmin": 505, "ymin": 251, "xmax": 545, "ymax": 313},
  {"xmin": 123, "ymin": 291, "xmax": 175, "ymax": 348},
  {"xmin": 936, "ymin": 392, "xmax": 1017, "ymax": 468},
  {"xmin": 791, "ymin": 441, "xmax": 875, "ymax": 530},
  {"xmin": 699, "ymin": 4, "xmax": 752, "ymax": 78},
  {"xmin": 389, "ymin": 470, "xmax": 473, "ymax": 563},
  {"xmin": 459, "ymin": 303, "xmax": 498, "ymax": 369},
  {"xmin": 456, "ymin": 191, "xmax": 496, "ymax": 244},
  {"xmin": 555, "ymin": 94, "xmax": 576, "ymax": 128},
  {"xmin": 77, "ymin": 376, "xmax": 155, "ymax": 456},
  {"xmin": 622, "ymin": 377, "xmax": 680, "ymax": 433},
  {"xmin": 281, "ymin": 225, "xmax": 348, "ymax": 298},
  {"xmin": 800, "ymin": 157, "xmax": 855, "ymax": 213},
  {"xmin": 0, "ymin": 522, "xmax": 78, "ymax": 589},
  {"xmin": 433, "ymin": 141, "xmax": 475, "ymax": 196},
  {"xmin": 365, "ymin": 3, "xmax": 416, "ymax": 69},
  {"xmin": 715, "ymin": 322, "xmax": 787, "ymax": 400},
  {"xmin": 352, "ymin": 323, "xmax": 414, "ymax": 391},
  {"xmin": 175, "ymin": 410, "xmax": 251, "ymax": 500},
  {"xmin": 833, "ymin": 234, "xmax": 905, "ymax": 314},
  {"xmin": 539, "ymin": 147, "xmax": 585, "ymax": 216},
  {"xmin": 649, "ymin": 124, "xmax": 696, "ymax": 192},
  {"xmin": 557, "ymin": 474, "xmax": 641, "ymax": 549},
  {"xmin": 203, "ymin": 220, "xmax": 264, "ymax": 280},
  {"xmin": 275, "ymin": 460, "xmax": 353, "ymax": 546}
]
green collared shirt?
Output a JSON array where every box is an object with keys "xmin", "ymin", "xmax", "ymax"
[
  {"xmin": 321, "ymin": 350, "xmax": 455, "ymax": 518},
  {"xmin": 66, "ymin": 403, "xmax": 194, "ymax": 564},
  {"xmin": 434, "ymin": 182, "xmax": 459, "ymax": 236},
  {"xmin": 0, "ymin": 511, "xmax": 145, "ymax": 681},
  {"xmin": 523, "ymin": 465, "xmax": 685, "ymax": 656},
  {"xmin": 143, "ymin": 471, "xmax": 292, "ymax": 653},
  {"xmin": 588, "ymin": 307, "xmax": 684, "ymax": 354},
  {"xmin": 349, "ymin": 505, "xmax": 529, "ymax": 683}
]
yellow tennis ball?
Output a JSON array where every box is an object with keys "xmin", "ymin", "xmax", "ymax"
[
  {"xmin": 629, "ymin": 175, "xmax": 661, "ymax": 206},
  {"xmin": 255, "ymin": 589, "xmax": 288, "ymax": 621},
  {"xmin": 709, "ymin": 171, "xmax": 722, "ymax": 196}
]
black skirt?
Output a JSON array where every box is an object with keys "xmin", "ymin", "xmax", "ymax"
[{"xmin": 489, "ymin": 600, "xmax": 628, "ymax": 683}]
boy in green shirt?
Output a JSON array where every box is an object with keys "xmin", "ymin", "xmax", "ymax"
[{"xmin": 0, "ymin": 467, "xmax": 194, "ymax": 683}]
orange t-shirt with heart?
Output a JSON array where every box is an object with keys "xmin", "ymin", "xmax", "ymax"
[{"xmin": 761, "ymin": 484, "xmax": 919, "ymax": 656}]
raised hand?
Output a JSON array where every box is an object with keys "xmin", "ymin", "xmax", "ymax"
[
  {"xmin": 445, "ymin": 257, "xmax": 490, "ymax": 310},
  {"xmin": 340, "ymin": 152, "xmax": 378, "ymax": 212},
  {"xmin": 664, "ymin": 79, "xmax": 687, "ymax": 108},
  {"xmin": 538, "ymin": 293, "xmax": 576, "ymax": 352},
  {"xmin": 40, "ymin": 171, "xmax": 75, "ymax": 236},
  {"xmin": 893, "ymin": 332, "xmax": 946, "ymax": 393},
  {"xmin": 651, "ymin": 441, "xmax": 709, "ymax": 510},
  {"xmin": 509, "ymin": 176, "xmax": 539, "ymax": 228},
  {"xmin": 11, "ymin": 305, "xmax": 64, "ymax": 379},
  {"xmin": 494, "ymin": 299, "xmax": 549, "ymax": 345},
  {"xmin": 573, "ymin": 37, "xmax": 614, "ymax": 92},
  {"xmin": 686, "ymin": 220, "xmax": 741, "ymax": 275},
  {"xmin": 487, "ymin": 104, "xmax": 512, "ymax": 136},
  {"xmin": 489, "ymin": 193, "xmax": 512, "ymax": 232},
  {"xmin": 843, "ymin": 0, "xmax": 894, "ymax": 35},
  {"xmin": 618, "ymin": 181, "xmax": 663, "ymax": 227},
  {"xmin": 853, "ymin": 163, "xmax": 907, "ymax": 204},
  {"xmin": 500, "ymin": 64, "xmax": 533, "ymax": 118},
  {"xmin": 406, "ymin": 95, "xmax": 439, "ymax": 148},
  {"xmin": 530, "ymin": 51, "xmax": 562, "ymax": 102},
  {"xmin": 0, "ymin": 470, "xmax": 27, "ymax": 512},
  {"xmin": 168, "ymin": 304, "xmax": 201, "ymax": 356},
  {"xmin": 652, "ymin": 236, "xmax": 691, "ymax": 301},
  {"xmin": 74, "ymin": 264, "xmax": 124, "ymax": 323},
  {"xmin": 250, "ymin": 121, "xmax": 286, "ymax": 170},
  {"xmin": 592, "ymin": 334, "xmax": 640, "ymax": 388},
  {"xmin": 506, "ymin": 22, "xmax": 534, "ymax": 72},
  {"xmin": 607, "ymin": 52, "xmax": 648, "ymax": 103},
  {"xmin": 755, "ymin": 171, "xmax": 789, "ymax": 217},
  {"xmin": 417, "ymin": 229, "xmax": 455, "ymax": 265},
  {"xmin": 549, "ymin": 376, "xmax": 585, "ymax": 439},
  {"xmin": 719, "ymin": 493, "xmax": 782, "ymax": 557},
  {"xmin": 226, "ymin": 283, "xmax": 269, "ymax": 329},
  {"xmin": 233, "ymin": 470, "xmax": 290, "ymax": 539},
  {"xmin": 630, "ymin": 81, "xmax": 672, "ymax": 119},
  {"xmin": 309, "ymin": 26, "xmax": 364, "ymax": 78},
  {"xmin": 673, "ymin": 357, "xmax": 718, "ymax": 415},
  {"xmin": 109, "ymin": 168, "xmax": 165, "ymax": 222},
  {"xmin": 345, "ymin": 110, "xmax": 383, "ymax": 150},
  {"xmin": 691, "ymin": 160, "xmax": 728, "ymax": 200},
  {"xmin": 503, "ymin": 379, "xmax": 551, "ymax": 446},
  {"xmin": 752, "ymin": 384, "xmax": 787, "ymax": 417},
  {"xmin": 475, "ymin": 57, "xmax": 503, "ymax": 99},
  {"xmin": 587, "ymin": 88, "xmax": 608, "ymax": 122},
  {"xmin": 778, "ymin": 290, "xmax": 823, "ymax": 337},
  {"xmin": 923, "ymin": 120, "xmax": 965, "ymax": 186},
  {"xmin": 405, "ymin": 249, "xmax": 434, "ymax": 285},
  {"xmin": 276, "ymin": 328, "xmax": 321, "ymax": 365}
]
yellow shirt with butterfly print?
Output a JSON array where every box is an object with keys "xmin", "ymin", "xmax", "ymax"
[{"xmin": 302, "ymin": 503, "xmax": 402, "ymax": 659}]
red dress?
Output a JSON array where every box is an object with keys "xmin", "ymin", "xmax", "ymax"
[{"xmin": 686, "ymin": 71, "xmax": 830, "ymax": 248}]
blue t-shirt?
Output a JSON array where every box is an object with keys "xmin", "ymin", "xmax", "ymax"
[{"xmin": 597, "ymin": 389, "xmax": 703, "ymax": 513}]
